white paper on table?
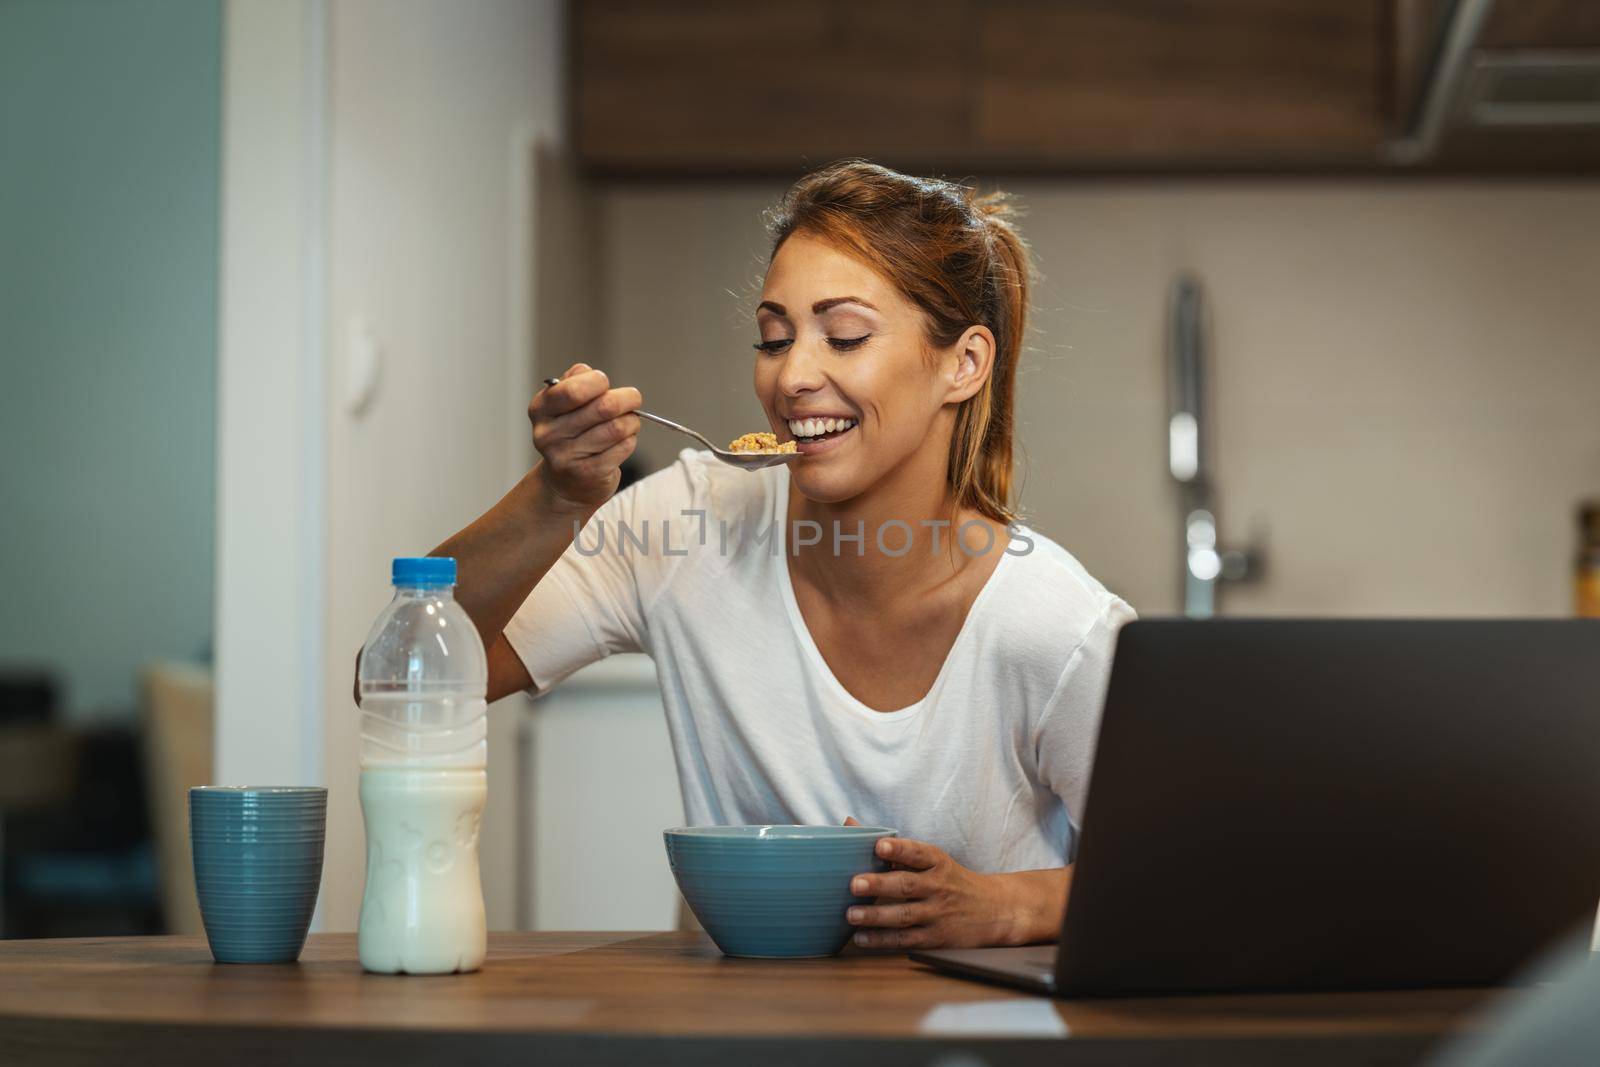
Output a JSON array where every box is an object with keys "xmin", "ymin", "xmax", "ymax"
[{"xmin": 919, "ymin": 998, "xmax": 1070, "ymax": 1037}]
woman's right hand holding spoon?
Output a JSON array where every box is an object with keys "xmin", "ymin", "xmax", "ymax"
[{"xmin": 529, "ymin": 363, "xmax": 642, "ymax": 516}]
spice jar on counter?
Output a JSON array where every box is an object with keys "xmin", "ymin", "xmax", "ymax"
[{"xmin": 1578, "ymin": 501, "xmax": 1600, "ymax": 618}]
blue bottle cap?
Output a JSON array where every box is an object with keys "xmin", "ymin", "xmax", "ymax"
[{"xmin": 391, "ymin": 557, "xmax": 456, "ymax": 587}]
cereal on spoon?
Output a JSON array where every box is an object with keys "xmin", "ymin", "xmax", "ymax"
[{"xmin": 728, "ymin": 432, "xmax": 797, "ymax": 455}]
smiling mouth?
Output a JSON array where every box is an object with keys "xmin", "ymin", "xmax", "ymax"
[
  {"xmin": 787, "ymin": 417, "xmax": 856, "ymax": 445},
  {"xmin": 789, "ymin": 426, "xmax": 854, "ymax": 455}
]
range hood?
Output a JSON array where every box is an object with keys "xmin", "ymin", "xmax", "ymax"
[
  {"xmin": 1391, "ymin": 0, "xmax": 1600, "ymax": 163},
  {"xmin": 1464, "ymin": 52, "xmax": 1600, "ymax": 126}
]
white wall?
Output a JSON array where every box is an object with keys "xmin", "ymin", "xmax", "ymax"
[
  {"xmin": 219, "ymin": 0, "xmax": 563, "ymax": 931},
  {"xmin": 595, "ymin": 180, "xmax": 1600, "ymax": 619},
  {"xmin": 216, "ymin": 0, "xmax": 325, "ymax": 787},
  {"xmin": 319, "ymin": 0, "xmax": 562, "ymax": 932}
]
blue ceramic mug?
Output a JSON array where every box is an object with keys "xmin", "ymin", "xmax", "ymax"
[{"xmin": 189, "ymin": 786, "xmax": 326, "ymax": 963}]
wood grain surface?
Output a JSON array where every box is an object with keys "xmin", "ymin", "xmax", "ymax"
[
  {"xmin": 574, "ymin": 0, "xmax": 1391, "ymax": 173},
  {"xmin": 0, "ymin": 931, "xmax": 1505, "ymax": 1066}
]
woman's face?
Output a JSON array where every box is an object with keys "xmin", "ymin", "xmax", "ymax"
[{"xmin": 754, "ymin": 233, "xmax": 982, "ymax": 506}]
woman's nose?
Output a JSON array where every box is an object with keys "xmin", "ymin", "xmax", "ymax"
[{"xmin": 775, "ymin": 339, "xmax": 826, "ymax": 396}]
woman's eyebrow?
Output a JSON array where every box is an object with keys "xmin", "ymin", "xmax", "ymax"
[
  {"xmin": 813, "ymin": 296, "xmax": 879, "ymax": 314},
  {"xmin": 756, "ymin": 301, "xmax": 787, "ymax": 317}
]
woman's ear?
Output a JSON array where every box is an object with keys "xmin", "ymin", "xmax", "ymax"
[{"xmin": 943, "ymin": 325, "xmax": 996, "ymax": 405}]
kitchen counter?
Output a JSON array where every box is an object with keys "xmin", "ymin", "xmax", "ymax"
[{"xmin": 0, "ymin": 932, "xmax": 1503, "ymax": 1066}]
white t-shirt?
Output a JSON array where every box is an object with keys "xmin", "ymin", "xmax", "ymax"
[{"xmin": 505, "ymin": 449, "xmax": 1136, "ymax": 873}]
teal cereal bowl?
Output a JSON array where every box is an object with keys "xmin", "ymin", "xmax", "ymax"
[{"xmin": 664, "ymin": 825, "xmax": 896, "ymax": 958}]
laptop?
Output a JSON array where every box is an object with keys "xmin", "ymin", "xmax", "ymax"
[{"xmin": 912, "ymin": 619, "xmax": 1600, "ymax": 997}]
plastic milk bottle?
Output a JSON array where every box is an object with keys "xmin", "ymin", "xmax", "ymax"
[{"xmin": 356, "ymin": 557, "xmax": 488, "ymax": 974}]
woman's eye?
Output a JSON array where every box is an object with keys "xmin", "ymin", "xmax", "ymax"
[{"xmin": 753, "ymin": 335, "xmax": 868, "ymax": 353}]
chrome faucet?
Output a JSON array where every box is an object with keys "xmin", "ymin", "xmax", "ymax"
[{"xmin": 1167, "ymin": 275, "xmax": 1263, "ymax": 617}]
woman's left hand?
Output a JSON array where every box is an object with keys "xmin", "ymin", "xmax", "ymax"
[{"xmin": 843, "ymin": 829, "xmax": 1070, "ymax": 950}]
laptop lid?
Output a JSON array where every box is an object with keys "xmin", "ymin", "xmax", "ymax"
[{"xmin": 1056, "ymin": 619, "xmax": 1600, "ymax": 997}]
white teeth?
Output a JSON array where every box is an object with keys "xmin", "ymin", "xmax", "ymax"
[{"xmin": 787, "ymin": 417, "xmax": 856, "ymax": 438}]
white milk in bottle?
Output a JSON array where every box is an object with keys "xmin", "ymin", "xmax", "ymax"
[{"xmin": 356, "ymin": 557, "xmax": 488, "ymax": 974}]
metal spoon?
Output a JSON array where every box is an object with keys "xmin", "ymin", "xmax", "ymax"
[{"xmin": 540, "ymin": 378, "xmax": 799, "ymax": 471}]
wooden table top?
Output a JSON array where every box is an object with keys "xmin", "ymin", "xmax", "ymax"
[{"xmin": 0, "ymin": 931, "xmax": 1507, "ymax": 1066}]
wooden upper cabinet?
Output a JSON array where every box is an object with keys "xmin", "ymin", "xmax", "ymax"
[
  {"xmin": 971, "ymin": 0, "xmax": 1388, "ymax": 166},
  {"xmin": 573, "ymin": 0, "xmax": 975, "ymax": 173},
  {"xmin": 575, "ymin": 0, "xmax": 1388, "ymax": 173},
  {"xmin": 572, "ymin": 0, "xmax": 1598, "ymax": 175}
]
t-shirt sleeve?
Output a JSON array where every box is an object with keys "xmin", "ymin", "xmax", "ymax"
[
  {"xmin": 1034, "ymin": 594, "xmax": 1138, "ymax": 855},
  {"xmin": 502, "ymin": 450, "xmax": 704, "ymax": 694}
]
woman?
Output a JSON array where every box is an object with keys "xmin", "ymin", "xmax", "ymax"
[{"xmin": 433, "ymin": 160, "xmax": 1135, "ymax": 950}]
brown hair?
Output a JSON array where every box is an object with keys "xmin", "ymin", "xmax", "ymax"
[{"xmin": 765, "ymin": 159, "xmax": 1031, "ymax": 524}]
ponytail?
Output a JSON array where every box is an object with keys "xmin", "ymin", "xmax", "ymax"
[{"xmin": 951, "ymin": 193, "xmax": 1028, "ymax": 524}]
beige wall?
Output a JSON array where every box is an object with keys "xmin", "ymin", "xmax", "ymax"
[{"xmin": 595, "ymin": 181, "xmax": 1600, "ymax": 618}]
